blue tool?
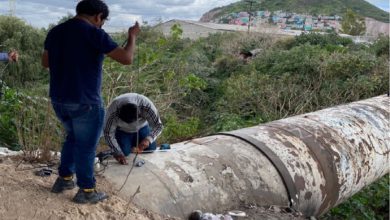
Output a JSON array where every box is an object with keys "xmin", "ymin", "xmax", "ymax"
[{"xmin": 160, "ymin": 143, "xmax": 170, "ymax": 150}]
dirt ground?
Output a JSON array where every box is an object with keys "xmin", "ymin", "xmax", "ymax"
[
  {"xmin": 0, "ymin": 156, "xmax": 177, "ymax": 220},
  {"xmin": 0, "ymin": 155, "xmax": 306, "ymax": 220}
]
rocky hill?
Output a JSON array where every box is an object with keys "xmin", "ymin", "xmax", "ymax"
[{"xmin": 200, "ymin": 0, "xmax": 389, "ymax": 23}]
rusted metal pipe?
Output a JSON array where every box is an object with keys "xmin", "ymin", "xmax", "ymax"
[{"xmin": 104, "ymin": 95, "xmax": 389, "ymax": 218}]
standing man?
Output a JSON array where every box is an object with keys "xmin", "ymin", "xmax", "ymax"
[
  {"xmin": 104, "ymin": 93, "xmax": 163, "ymax": 165},
  {"xmin": 0, "ymin": 50, "xmax": 18, "ymax": 62},
  {"xmin": 41, "ymin": 0, "xmax": 140, "ymax": 204}
]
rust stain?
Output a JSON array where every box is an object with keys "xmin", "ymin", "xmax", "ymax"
[
  {"xmin": 269, "ymin": 120, "xmax": 343, "ymax": 216},
  {"xmin": 294, "ymin": 174, "xmax": 306, "ymax": 191},
  {"xmin": 287, "ymin": 161, "xmax": 296, "ymax": 172},
  {"xmin": 304, "ymin": 191, "xmax": 313, "ymax": 200},
  {"xmin": 362, "ymin": 139, "xmax": 372, "ymax": 152},
  {"xmin": 356, "ymin": 168, "xmax": 362, "ymax": 184},
  {"xmin": 306, "ymin": 162, "xmax": 312, "ymax": 172},
  {"xmin": 166, "ymin": 161, "xmax": 195, "ymax": 184},
  {"xmin": 319, "ymin": 184, "xmax": 327, "ymax": 200},
  {"xmin": 290, "ymin": 151, "xmax": 299, "ymax": 157}
]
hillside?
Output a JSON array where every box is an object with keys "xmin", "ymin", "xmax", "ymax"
[{"xmin": 200, "ymin": 0, "xmax": 390, "ymax": 23}]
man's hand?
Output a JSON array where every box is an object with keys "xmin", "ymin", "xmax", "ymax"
[
  {"xmin": 114, "ymin": 154, "xmax": 128, "ymax": 165},
  {"xmin": 128, "ymin": 21, "xmax": 140, "ymax": 38},
  {"xmin": 8, "ymin": 50, "xmax": 18, "ymax": 62},
  {"xmin": 133, "ymin": 139, "xmax": 150, "ymax": 153}
]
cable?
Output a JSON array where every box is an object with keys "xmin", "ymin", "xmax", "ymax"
[
  {"xmin": 118, "ymin": 151, "xmax": 138, "ymax": 192},
  {"xmin": 117, "ymin": 31, "xmax": 142, "ymax": 193}
]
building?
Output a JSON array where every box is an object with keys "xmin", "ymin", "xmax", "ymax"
[{"xmin": 153, "ymin": 19, "xmax": 248, "ymax": 40}]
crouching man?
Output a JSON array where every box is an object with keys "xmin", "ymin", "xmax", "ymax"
[{"xmin": 103, "ymin": 93, "xmax": 163, "ymax": 165}]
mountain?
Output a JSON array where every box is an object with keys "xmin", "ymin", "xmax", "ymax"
[{"xmin": 200, "ymin": 0, "xmax": 390, "ymax": 23}]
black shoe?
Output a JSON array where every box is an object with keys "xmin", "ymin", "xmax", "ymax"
[
  {"xmin": 72, "ymin": 189, "xmax": 108, "ymax": 204},
  {"xmin": 51, "ymin": 177, "xmax": 75, "ymax": 193}
]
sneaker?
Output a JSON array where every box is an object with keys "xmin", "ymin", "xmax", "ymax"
[
  {"xmin": 51, "ymin": 176, "xmax": 75, "ymax": 193},
  {"xmin": 72, "ymin": 188, "xmax": 108, "ymax": 204}
]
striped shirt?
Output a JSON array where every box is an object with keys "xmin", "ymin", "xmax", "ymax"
[{"xmin": 103, "ymin": 93, "xmax": 163, "ymax": 155}]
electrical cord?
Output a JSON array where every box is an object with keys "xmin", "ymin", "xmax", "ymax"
[{"xmin": 117, "ymin": 32, "xmax": 142, "ymax": 194}]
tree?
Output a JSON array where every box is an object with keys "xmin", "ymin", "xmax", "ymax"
[
  {"xmin": 170, "ymin": 23, "xmax": 183, "ymax": 40},
  {"xmin": 341, "ymin": 9, "xmax": 366, "ymax": 36},
  {"xmin": 47, "ymin": 13, "xmax": 73, "ymax": 31},
  {"xmin": 0, "ymin": 16, "xmax": 46, "ymax": 87}
]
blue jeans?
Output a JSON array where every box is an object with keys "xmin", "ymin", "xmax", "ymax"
[
  {"xmin": 115, "ymin": 125, "xmax": 157, "ymax": 156},
  {"xmin": 52, "ymin": 103, "xmax": 104, "ymax": 189}
]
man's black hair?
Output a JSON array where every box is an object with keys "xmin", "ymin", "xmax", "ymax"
[
  {"xmin": 76, "ymin": 0, "xmax": 109, "ymax": 20},
  {"xmin": 118, "ymin": 103, "xmax": 139, "ymax": 123}
]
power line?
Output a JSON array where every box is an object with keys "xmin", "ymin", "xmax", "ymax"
[
  {"xmin": 245, "ymin": 0, "xmax": 257, "ymax": 33},
  {"xmin": 9, "ymin": 0, "xmax": 16, "ymax": 16}
]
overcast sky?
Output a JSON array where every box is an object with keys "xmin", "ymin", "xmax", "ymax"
[{"xmin": 0, "ymin": 0, "xmax": 388, "ymax": 32}]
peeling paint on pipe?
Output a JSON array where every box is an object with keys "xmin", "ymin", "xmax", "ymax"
[{"xmin": 104, "ymin": 95, "xmax": 389, "ymax": 218}]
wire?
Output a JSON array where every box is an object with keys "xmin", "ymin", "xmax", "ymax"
[
  {"xmin": 118, "ymin": 151, "xmax": 138, "ymax": 192},
  {"xmin": 117, "ymin": 32, "xmax": 142, "ymax": 194}
]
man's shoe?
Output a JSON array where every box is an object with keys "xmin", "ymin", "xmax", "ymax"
[
  {"xmin": 72, "ymin": 189, "xmax": 109, "ymax": 204},
  {"xmin": 51, "ymin": 177, "xmax": 75, "ymax": 193}
]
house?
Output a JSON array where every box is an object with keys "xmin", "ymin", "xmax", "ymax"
[
  {"xmin": 239, "ymin": 12, "xmax": 249, "ymax": 17},
  {"xmin": 304, "ymin": 25, "xmax": 313, "ymax": 31}
]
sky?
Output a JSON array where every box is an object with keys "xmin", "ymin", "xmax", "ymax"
[{"xmin": 0, "ymin": 0, "xmax": 388, "ymax": 32}]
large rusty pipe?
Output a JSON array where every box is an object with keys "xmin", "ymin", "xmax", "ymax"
[{"xmin": 104, "ymin": 95, "xmax": 389, "ymax": 218}]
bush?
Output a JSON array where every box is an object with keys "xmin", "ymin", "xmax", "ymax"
[
  {"xmin": 0, "ymin": 84, "xmax": 20, "ymax": 150},
  {"xmin": 254, "ymin": 44, "xmax": 325, "ymax": 76},
  {"xmin": 284, "ymin": 32, "xmax": 353, "ymax": 49},
  {"xmin": 160, "ymin": 114, "xmax": 201, "ymax": 143},
  {"xmin": 321, "ymin": 51, "xmax": 377, "ymax": 80},
  {"xmin": 0, "ymin": 81, "xmax": 62, "ymax": 155},
  {"xmin": 0, "ymin": 16, "xmax": 47, "ymax": 87},
  {"xmin": 370, "ymin": 35, "xmax": 390, "ymax": 58},
  {"xmin": 321, "ymin": 175, "xmax": 389, "ymax": 220}
]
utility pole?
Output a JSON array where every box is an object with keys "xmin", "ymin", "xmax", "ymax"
[
  {"xmin": 8, "ymin": 0, "xmax": 16, "ymax": 16},
  {"xmin": 245, "ymin": 0, "xmax": 256, "ymax": 33}
]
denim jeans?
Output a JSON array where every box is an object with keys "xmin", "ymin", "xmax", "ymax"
[
  {"xmin": 52, "ymin": 103, "xmax": 104, "ymax": 189},
  {"xmin": 115, "ymin": 125, "xmax": 157, "ymax": 156}
]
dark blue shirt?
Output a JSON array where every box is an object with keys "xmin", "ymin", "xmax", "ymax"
[{"xmin": 44, "ymin": 18, "xmax": 118, "ymax": 104}]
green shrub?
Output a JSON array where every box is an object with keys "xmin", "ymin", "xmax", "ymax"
[
  {"xmin": 160, "ymin": 114, "xmax": 200, "ymax": 143},
  {"xmin": 213, "ymin": 113, "xmax": 262, "ymax": 132},
  {"xmin": 0, "ymin": 84, "xmax": 20, "ymax": 150},
  {"xmin": 321, "ymin": 175, "xmax": 389, "ymax": 220},
  {"xmin": 285, "ymin": 32, "xmax": 353, "ymax": 49},
  {"xmin": 370, "ymin": 35, "xmax": 390, "ymax": 58},
  {"xmin": 254, "ymin": 44, "xmax": 325, "ymax": 76},
  {"xmin": 0, "ymin": 15, "xmax": 46, "ymax": 87},
  {"xmin": 322, "ymin": 51, "xmax": 377, "ymax": 80}
]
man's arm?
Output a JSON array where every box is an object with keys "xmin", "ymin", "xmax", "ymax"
[
  {"xmin": 106, "ymin": 21, "xmax": 140, "ymax": 65},
  {"xmin": 141, "ymin": 103, "xmax": 163, "ymax": 144},
  {"xmin": 41, "ymin": 50, "xmax": 49, "ymax": 68},
  {"xmin": 103, "ymin": 111, "xmax": 124, "ymax": 156},
  {"xmin": 0, "ymin": 51, "xmax": 19, "ymax": 62}
]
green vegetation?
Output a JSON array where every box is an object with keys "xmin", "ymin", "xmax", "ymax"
[
  {"xmin": 0, "ymin": 15, "xmax": 388, "ymax": 218},
  {"xmin": 321, "ymin": 174, "xmax": 389, "ymax": 220},
  {"xmin": 205, "ymin": 0, "xmax": 389, "ymax": 23},
  {"xmin": 341, "ymin": 9, "xmax": 366, "ymax": 36}
]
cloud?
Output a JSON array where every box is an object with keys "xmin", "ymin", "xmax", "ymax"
[
  {"xmin": 1, "ymin": 0, "xmax": 242, "ymax": 31},
  {"xmin": 1, "ymin": 0, "xmax": 388, "ymax": 32}
]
